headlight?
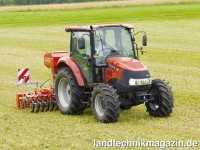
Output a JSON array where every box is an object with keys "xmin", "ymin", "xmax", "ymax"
[{"xmin": 129, "ymin": 78, "xmax": 152, "ymax": 86}]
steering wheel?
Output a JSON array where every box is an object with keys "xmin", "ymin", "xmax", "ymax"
[
  {"xmin": 95, "ymin": 48, "xmax": 111, "ymax": 64},
  {"xmin": 97, "ymin": 48, "xmax": 111, "ymax": 58}
]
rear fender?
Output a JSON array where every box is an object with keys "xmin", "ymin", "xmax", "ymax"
[{"xmin": 57, "ymin": 57, "xmax": 85, "ymax": 87}]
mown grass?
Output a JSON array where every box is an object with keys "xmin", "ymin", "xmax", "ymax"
[{"xmin": 0, "ymin": 2, "xmax": 200, "ymax": 150}]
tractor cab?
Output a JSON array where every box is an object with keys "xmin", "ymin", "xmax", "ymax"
[{"xmin": 66, "ymin": 24, "xmax": 143, "ymax": 86}]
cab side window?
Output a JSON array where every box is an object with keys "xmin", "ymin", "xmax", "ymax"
[{"xmin": 71, "ymin": 32, "xmax": 90, "ymax": 55}]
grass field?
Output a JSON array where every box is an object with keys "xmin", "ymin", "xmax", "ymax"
[
  {"xmin": 1, "ymin": 0, "xmax": 200, "ymax": 12},
  {"xmin": 0, "ymin": 1, "xmax": 200, "ymax": 149}
]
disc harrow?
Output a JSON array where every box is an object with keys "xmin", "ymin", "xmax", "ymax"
[{"xmin": 16, "ymin": 88, "xmax": 57, "ymax": 113}]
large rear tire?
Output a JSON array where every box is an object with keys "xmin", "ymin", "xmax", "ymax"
[
  {"xmin": 91, "ymin": 84, "xmax": 121, "ymax": 123},
  {"xmin": 146, "ymin": 79, "xmax": 174, "ymax": 117},
  {"xmin": 55, "ymin": 67, "xmax": 86, "ymax": 115}
]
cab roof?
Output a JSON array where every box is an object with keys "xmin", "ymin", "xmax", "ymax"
[{"xmin": 65, "ymin": 24, "xmax": 133, "ymax": 32}]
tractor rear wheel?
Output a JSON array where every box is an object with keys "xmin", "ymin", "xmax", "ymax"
[
  {"xmin": 55, "ymin": 67, "xmax": 86, "ymax": 115},
  {"xmin": 146, "ymin": 79, "xmax": 174, "ymax": 117},
  {"xmin": 91, "ymin": 84, "xmax": 121, "ymax": 123}
]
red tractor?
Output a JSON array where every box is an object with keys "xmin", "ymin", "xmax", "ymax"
[{"xmin": 42, "ymin": 24, "xmax": 174, "ymax": 123}]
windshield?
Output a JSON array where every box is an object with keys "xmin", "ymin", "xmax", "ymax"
[{"xmin": 94, "ymin": 27, "xmax": 134, "ymax": 58}]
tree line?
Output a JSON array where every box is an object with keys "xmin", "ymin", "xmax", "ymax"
[{"xmin": 0, "ymin": 0, "xmax": 104, "ymax": 6}]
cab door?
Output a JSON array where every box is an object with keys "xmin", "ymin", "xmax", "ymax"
[{"xmin": 70, "ymin": 31, "xmax": 93, "ymax": 86}]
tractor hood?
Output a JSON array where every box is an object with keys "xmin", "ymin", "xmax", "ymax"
[
  {"xmin": 105, "ymin": 57, "xmax": 151, "ymax": 90},
  {"xmin": 106, "ymin": 57, "xmax": 147, "ymax": 72}
]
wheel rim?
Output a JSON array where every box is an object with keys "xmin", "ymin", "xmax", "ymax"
[
  {"xmin": 95, "ymin": 94, "xmax": 106, "ymax": 117},
  {"xmin": 58, "ymin": 78, "xmax": 71, "ymax": 108},
  {"xmin": 149, "ymin": 89, "xmax": 160, "ymax": 110}
]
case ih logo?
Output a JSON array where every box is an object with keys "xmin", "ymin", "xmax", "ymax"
[{"xmin": 17, "ymin": 68, "xmax": 30, "ymax": 84}]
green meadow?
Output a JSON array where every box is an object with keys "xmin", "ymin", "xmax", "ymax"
[{"xmin": 0, "ymin": 1, "xmax": 200, "ymax": 149}]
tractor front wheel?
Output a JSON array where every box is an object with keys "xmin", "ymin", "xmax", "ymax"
[
  {"xmin": 146, "ymin": 79, "xmax": 174, "ymax": 117},
  {"xmin": 91, "ymin": 84, "xmax": 121, "ymax": 123},
  {"xmin": 55, "ymin": 67, "xmax": 85, "ymax": 115}
]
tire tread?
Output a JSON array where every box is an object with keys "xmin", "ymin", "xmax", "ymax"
[{"xmin": 146, "ymin": 79, "xmax": 174, "ymax": 117}]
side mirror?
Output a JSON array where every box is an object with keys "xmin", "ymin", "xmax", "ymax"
[
  {"xmin": 142, "ymin": 35, "xmax": 147, "ymax": 46},
  {"xmin": 78, "ymin": 37, "xmax": 85, "ymax": 49}
]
